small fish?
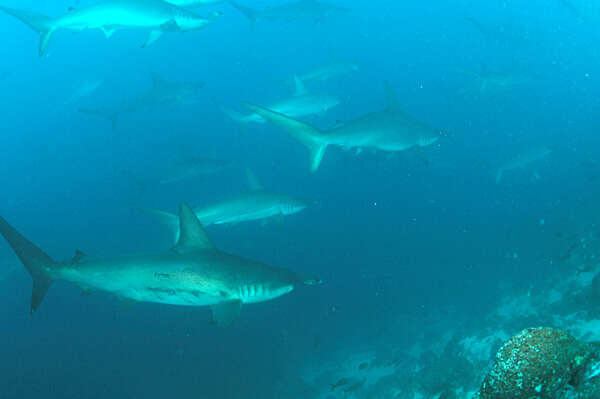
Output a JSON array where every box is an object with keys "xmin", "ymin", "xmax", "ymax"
[
  {"xmin": 330, "ymin": 377, "xmax": 350, "ymax": 392},
  {"xmin": 343, "ymin": 377, "xmax": 366, "ymax": 393},
  {"xmin": 358, "ymin": 362, "xmax": 369, "ymax": 370}
]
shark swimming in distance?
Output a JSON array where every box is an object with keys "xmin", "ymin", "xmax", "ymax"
[
  {"xmin": 157, "ymin": 157, "xmax": 233, "ymax": 185},
  {"xmin": 61, "ymin": 79, "xmax": 104, "ymax": 109},
  {"xmin": 0, "ymin": 0, "xmax": 221, "ymax": 56},
  {"xmin": 298, "ymin": 61, "xmax": 359, "ymax": 84},
  {"xmin": 142, "ymin": 169, "xmax": 315, "ymax": 242},
  {"xmin": 0, "ymin": 203, "xmax": 321, "ymax": 326},
  {"xmin": 244, "ymin": 83, "xmax": 442, "ymax": 173},
  {"xmin": 495, "ymin": 146, "xmax": 551, "ymax": 183},
  {"xmin": 219, "ymin": 75, "xmax": 339, "ymax": 125},
  {"xmin": 80, "ymin": 73, "xmax": 204, "ymax": 131},
  {"xmin": 229, "ymin": 0, "xmax": 348, "ymax": 26}
]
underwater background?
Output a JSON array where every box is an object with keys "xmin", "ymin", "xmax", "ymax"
[{"xmin": 2, "ymin": 0, "xmax": 600, "ymax": 398}]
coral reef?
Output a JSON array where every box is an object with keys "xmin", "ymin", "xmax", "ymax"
[{"xmin": 474, "ymin": 327, "xmax": 600, "ymax": 399}]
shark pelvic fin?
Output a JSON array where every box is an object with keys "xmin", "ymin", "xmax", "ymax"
[
  {"xmin": 0, "ymin": 216, "xmax": 55, "ymax": 313},
  {"xmin": 0, "ymin": 7, "xmax": 55, "ymax": 56},
  {"xmin": 101, "ymin": 27, "xmax": 116, "ymax": 38},
  {"xmin": 245, "ymin": 168, "xmax": 264, "ymax": 191},
  {"xmin": 175, "ymin": 203, "xmax": 215, "ymax": 251},
  {"xmin": 210, "ymin": 300, "xmax": 242, "ymax": 327},
  {"xmin": 142, "ymin": 30, "xmax": 163, "ymax": 48},
  {"xmin": 243, "ymin": 102, "xmax": 328, "ymax": 173},
  {"xmin": 293, "ymin": 75, "xmax": 307, "ymax": 96}
]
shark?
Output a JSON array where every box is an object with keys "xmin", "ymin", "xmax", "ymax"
[
  {"xmin": 61, "ymin": 79, "xmax": 104, "ymax": 109},
  {"xmin": 495, "ymin": 146, "xmax": 551, "ymax": 183},
  {"xmin": 157, "ymin": 157, "xmax": 233, "ymax": 185},
  {"xmin": 298, "ymin": 61, "xmax": 359, "ymax": 84},
  {"xmin": 244, "ymin": 83, "xmax": 442, "ymax": 173},
  {"xmin": 0, "ymin": 0, "xmax": 221, "ymax": 56},
  {"xmin": 457, "ymin": 69, "xmax": 534, "ymax": 97},
  {"xmin": 229, "ymin": 0, "xmax": 348, "ymax": 26},
  {"xmin": 167, "ymin": 0, "xmax": 223, "ymax": 7},
  {"xmin": 80, "ymin": 73, "xmax": 204, "ymax": 130},
  {"xmin": 142, "ymin": 169, "xmax": 315, "ymax": 242},
  {"xmin": 219, "ymin": 75, "xmax": 339, "ymax": 125},
  {"xmin": 0, "ymin": 203, "xmax": 321, "ymax": 326}
]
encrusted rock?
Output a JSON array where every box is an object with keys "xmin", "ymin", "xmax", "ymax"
[{"xmin": 476, "ymin": 327, "xmax": 598, "ymax": 399}]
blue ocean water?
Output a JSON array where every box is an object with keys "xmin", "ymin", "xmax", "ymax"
[{"xmin": 1, "ymin": 0, "xmax": 600, "ymax": 398}]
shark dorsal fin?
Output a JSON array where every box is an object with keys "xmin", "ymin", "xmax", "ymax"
[
  {"xmin": 175, "ymin": 203, "xmax": 215, "ymax": 251},
  {"xmin": 293, "ymin": 75, "xmax": 308, "ymax": 96},
  {"xmin": 385, "ymin": 81, "xmax": 399, "ymax": 109},
  {"xmin": 151, "ymin": 72, "xmax": 169, "ymax": 89},
  {"xmin": 246, "ymin": 168, "xmax": 264, "ymax": 191}
]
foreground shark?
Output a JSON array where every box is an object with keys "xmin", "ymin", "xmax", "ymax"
[
  {"xmin": 0, "ymin": 203, "xmax": 320, "ymax": 326},
  {"xmin": 219, "ymin": 76, "xmax": 339, "ymax": 125},
  {"xmin": 495, "ymin": 146, "xmax": 551, "ymax": 183},
  {"xmin": 244, "ymin": 83, "xmax": 442, "ymax": 173},
  {"xmin": 229, "ymin": 0, "xmax": 348, "ymax": 26},
  {"xmin": 0, "ymin": 0, "xmax": 221, "ymax": 56},
  {"xmin": 80, "ymin": 73, "xmax": 204, "ymax": 130},
  {"xmin": 142, "ymin": 170, "xmax": 315, "ymax": 242}
]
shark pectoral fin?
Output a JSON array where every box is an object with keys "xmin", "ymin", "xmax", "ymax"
[
  {"xmin": 39, "ymin": 28, "xmax": 56, "ymax": 56},
  {"xmin": 210, "ymin": 300, "xmax": 242, "ymax": 327},
  {"xmin": 101, "ymin": 27, "xmax": 116, "ymax": 38},
  {"xmin": 142, "ymin": 31, "xmax": 163, "ymax": 48},
  {"xmin": 293, "ymin": 75, "xmax": 307, "ymax": 96}
]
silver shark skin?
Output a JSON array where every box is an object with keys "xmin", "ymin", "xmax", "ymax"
[
  {"xmin": 80, "ymin": 73, "xmax": 204, "ymax": 130},
  {"xmin": 220, "ymin": 76, "xmax": 339, "ymax": 125},
  {"xmin": 244, "ymin": 83, "xmax": 442, "ymax": 173},
  {"xmin": 495, "ymin": 146, "xmax": 551, "ymax": 183},
  {"xmin": 167, "ymin": 0, "xmax": 223, "ymax": 7},
  {"xmin": 0, "ymin": 0, "xmax": 221, "ymax": 56},
  {"xmin": 0, "ymin": 203, "xmax": 321, "ymax": 326},
  {"xmin": 229, "ymin": 0, "xmax": 348, "ymax": 26},
  {"xmin": 143, "ymin": 170, "xmax": 315, "ymax": 242}
]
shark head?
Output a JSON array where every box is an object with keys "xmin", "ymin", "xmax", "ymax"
[
  {"xmin": 280, "ymin": 196, "xmax": 318, "ymax": 215},
  {"xmin": 173, "ymin": 10, "xmax": 222, "ymax": 31}
]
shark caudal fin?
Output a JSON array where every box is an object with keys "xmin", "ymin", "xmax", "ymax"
[
  {"xmin": 0, "ymin": 7, "xmax": 55, "ymax": 56},
  {"xmin": 0, "ymin": 216, "xmax": 56, "ymax": 313},
  {"xmin": 243, "ymin": 103, "xmax": 328, "ymax": 173},
  {"xmin": 138, "ymin": 206, "xmax": 181, "ymax": 244},
  {"xmin": 228, "ymin": 1, "xmax": 259, "ymax": 27},
  {"xmin": 79, "ymin": 108, "xmax": 119, "ymax": 132}
]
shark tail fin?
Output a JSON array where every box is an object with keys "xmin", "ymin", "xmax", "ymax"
[
  {"xmin": 0, "ymin": 216, "xmax": 56, "ymax": 313},
  {"xmin": 229, "ymin": 1, "xmax": 258, "ymax": 28},
  {"xmin": 0, "ymin": 7, "xmax": 55, "ymax": 56},
  {"xmin": 138, "ymin": 206, "xmax": 181, "ymax": 244},
  {"xmin": 243, "ymin": 102, "xmax": 328, "ymax": 173},
  {"xmin": 79, "ymin": 108, "xmax": 118, "ymax": 132}
]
